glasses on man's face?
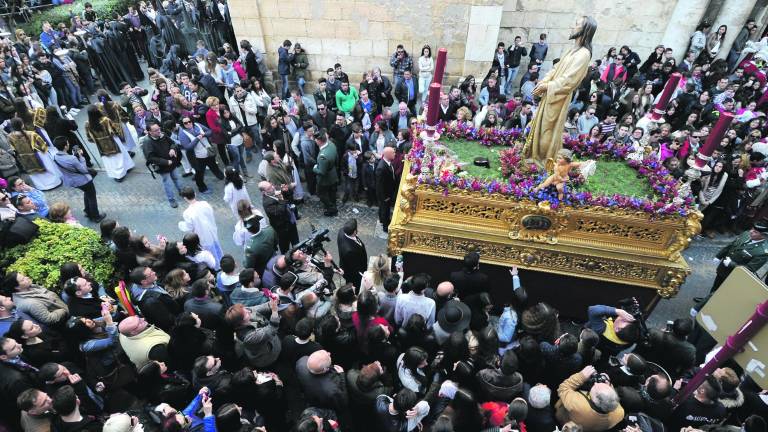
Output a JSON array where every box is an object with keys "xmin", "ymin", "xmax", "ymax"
[
  {"xmin": 318, "ymin": 107, "xmax": 326, "ymax": 111},
  {"xmin": 182, "ymin": 120, "xmax": 191, "ymax": 124}
]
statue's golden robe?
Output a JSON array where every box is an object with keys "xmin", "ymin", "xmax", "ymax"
[{"xmin": 525, "ymin": 46, "xmax": 592, "ymax": 163}]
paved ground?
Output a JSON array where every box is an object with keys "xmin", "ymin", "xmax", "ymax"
[{"xmin": 36, "ymin": 70, "xmax": 737, "ymax": 329}]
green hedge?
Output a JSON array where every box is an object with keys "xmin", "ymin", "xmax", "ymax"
[
  {"xmin": 17, "ymin": 0, "xmax": 133, "ymax": 36},
  {"xmin": 0, "ymin": 219, "xmax": 116, "ymax": 292}
]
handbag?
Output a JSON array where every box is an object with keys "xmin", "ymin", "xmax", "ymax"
[{"xmin": 243, "ymin": 133, "xmax": 254, "ymax": 149}]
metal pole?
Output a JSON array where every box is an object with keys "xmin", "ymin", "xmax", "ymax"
[{"xmin": 673, "ymin": 299, "xmax": 768, "ymax": 405}]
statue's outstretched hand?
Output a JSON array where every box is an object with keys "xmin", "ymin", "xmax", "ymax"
[{"xmin": 532, "ymin": 82, "xmax": 548, "ymax": 96}]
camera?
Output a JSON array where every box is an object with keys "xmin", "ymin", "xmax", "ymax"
[{"xmin": 294, "ymin": 226, "xmax": 331, "ymax": 258}]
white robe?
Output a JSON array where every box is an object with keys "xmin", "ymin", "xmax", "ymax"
[
  {"xmin": 102, "ymin": 137, "xmax": 136, "ymax": 179},
  {"xmin": 179, "ymin": 200, "xmax": 222, "ymax": 265},
  {"xmin": 29, "ymin": 148, "xmax": 62, "ymax": 191},
  {"xmin": 223, "ymin": 183, "xmax": 250, "ymax": 218}
]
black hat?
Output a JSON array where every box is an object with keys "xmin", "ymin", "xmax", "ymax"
[
  {"xmin": 754, "ymin": 219, "xmax": 768, "ymax": 234},
  {"xmin": 437, "ymin": 301, "xmax": 471, "ymax": 333}
]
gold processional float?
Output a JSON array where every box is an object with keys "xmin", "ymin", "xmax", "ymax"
[{"xmin": 387, "ymin": 34, "xmax": 721, "ymax": 302}]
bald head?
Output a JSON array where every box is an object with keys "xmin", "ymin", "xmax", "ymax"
[
  {"xmin": 382, "ymin": 147, "xmax": 396, "ymax": 162},
  {"xmin": 307, "ymin": 350, "xmax": 332, "ymax": 374},
  {"xmin": 436, "ymin": 281, "xmax": 454, "ymax": 298},
  {"xmin": 258, "ymin": 181, "xmax": 274, "ymax": 194},
  {"xmin": 118, "ymin": 316, "xmax": 147, "ymax": 336},
  {"xmin": 398, "ymin": 102, "xmax": 408, "ymax": 112}
]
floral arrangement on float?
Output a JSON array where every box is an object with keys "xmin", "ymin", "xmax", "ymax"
[{"xmin": 407, "ymin": 122, "xmax": 696, "ymax": 216}]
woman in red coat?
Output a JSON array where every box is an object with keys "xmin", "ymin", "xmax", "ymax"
[{"xmin": 204, "ymin": 96, "xmax": 230, "ymax": 165}]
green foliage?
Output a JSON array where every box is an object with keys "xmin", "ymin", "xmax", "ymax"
[
  {"xmin": 0, "ymin": 219, "xmax": 116, "ymax": 292},
  {"xmin": 442, "ymin": 138, "xmax": 507, "ymax": 180},
  {"xmin": 442, "ymin": 138, "xmax": 654, "ymax": 198},
  {"xmin": 17, "ymin": 0, "xmax": 133, "ymax": 36},
  {"xmin": 576, "ymin": 159, "xmax": 654, "ymax": 198}
]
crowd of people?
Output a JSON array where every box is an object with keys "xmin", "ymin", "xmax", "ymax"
[{"xmin": 0, "ymin": 0, "xmax": 767, "ymax": 431}]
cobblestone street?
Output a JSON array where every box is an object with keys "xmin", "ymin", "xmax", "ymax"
[{"xmin": 35, "ymin": 72, "xmax": 732, "ymax": 328}]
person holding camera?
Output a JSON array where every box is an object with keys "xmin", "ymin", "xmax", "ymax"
[
  {"xmin": 585, "ymin": 303, "xmax": 641, "ymax": 361},
  {"xmin": 554, "ymin": 365, "xmax": 624, "ymax": 431},
  {"xmin": 141, "ymin": 121, "xmax": 183, "ymax": 208},
  {"xmin": 259, "ymin": 180, "xmax": 298, "ymax": 254},
  {"xmin": 286, "ymin": 247, "xmax": 336, "ymax": 291},
  {"xmin": 52, "ymin": 136, "xmax": 105, "ymax": 222}
]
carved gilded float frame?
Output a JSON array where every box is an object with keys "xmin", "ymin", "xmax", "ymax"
[{"xmin": 389, "ymin": 161, "xmax": 700, "ymax": 298}]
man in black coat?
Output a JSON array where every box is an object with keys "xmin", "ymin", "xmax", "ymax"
[
  {"xmin": 312, "ymin": 100, "xmax": 335, "ymax": 132},
  {"xmin": 375, "ymin": 147, "xmax": 398, "ymax": 238},
  {"xmin": 129, "ymin": 267, "xmax": 180, "ymax": 332},
  {"xmin": 394, "ymin": 70, "xmax": 419, "ymax": 114},
  {"xmin": 449, "ymin": 251, "xmax": 489, "ymax": 300},
  {"xmin": 259, "ymin": 180, "xmax": 299, "ymax": 254},
  {"xmin": 337, "ymin": 219, "xmax": 368, "ymax": 289},
  {"xmin": 141, "ymin": 121, "xmax": 182, "ymax": 208},
  {"xmin": 0, "ymin": 337, "xmax": 38, "ymax": 429}
]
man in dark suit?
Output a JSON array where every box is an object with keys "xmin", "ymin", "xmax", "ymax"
[
  {"xmin": 504, "ymin": 101, "xmax": 533, "ymax": 130},
  {"xmin": 449, "ymin": 251, "xmax": 489, "ymax": 300},
  {"xmin": 259, "ymin": 180, "xmax": 299, "ymax": 254},
  {"xmin": 437, "ymin": 92, "xmax": 456, "ymax": 123},
  {"xmin": 394, "ymin": 70, "xmax": 419, "ymax": 114},
  {"xmin": 337, "ymin": 218, "xmax": 367, "ymax": 289},
  {"xmin": 313, "ymin": 130, "xmax": 339, "ymax": 216},
  {"xmin": 375, "ymin": 146, "xmax": 397, "ymax": 239},
  {"xmin": 390, "ymin": 102, "xmax": 414, "ymax": 133}
]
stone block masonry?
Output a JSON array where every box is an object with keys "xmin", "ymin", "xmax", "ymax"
[{"xmin": 230, "ymin": 0, "xmax": 764, "ymax": 94}]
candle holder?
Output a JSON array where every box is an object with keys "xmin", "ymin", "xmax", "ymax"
[
  {"xmin": 685, "ymin": 156, "xmax": 711, "ymax": 182},
  {"xmin": 420, "ymin": 125, "xmax": 441, "ymax": 146}
]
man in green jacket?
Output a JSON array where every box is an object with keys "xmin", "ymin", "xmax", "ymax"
[
  {"xmin": 244, "ymin": 215, "xmax": 278, "ymax": 276},
  {"xmin": 710, "ymin": 219, "xmax": 768, "ymax": 293},
  {"xmin": 335, "ymin": 81, "xmax": 359, "ymax": 116},
  {"xmin": 312, "ymin": 130, "xmax": 339, "ymax": 216}
]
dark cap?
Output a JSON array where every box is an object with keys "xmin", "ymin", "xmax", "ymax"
[
  {"xmin": 263, "ymin": 151, "xmax": 276, "ymax": 162},
  {"xmin": 754, "ymin": 219, "xmax": 768, "ymax": 234}
]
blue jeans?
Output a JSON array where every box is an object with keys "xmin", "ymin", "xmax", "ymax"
[
  {"xmin": 227, "ymin": 144, "xmax": 247, "ymax": 173},
  {"xmin": 418, "ymin": 75, "xmax": 432, "ymax": 103},
  {"xmin": 160, "ymin": 168, "xmax": 182, "ymax": 202},
  {"xmin": 280, "ymin": 74, "xmax": 289, "ymax": 98},
  {"xmin": 505, "ymin": 66, "xmax": 520, "ymax": 96},
  {"xmin": 245, "ymin": 124, "xmax": 262, "ymax": 155},
  {"xmin": 64, "ymin": 77, "xmax": 82, "ymax": 107},
  {"xmin": 297, "ymin": 77, "xmax": 306, "ymax": 95}
]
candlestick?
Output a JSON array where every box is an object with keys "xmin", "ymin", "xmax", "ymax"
[
  {"xmin": 695, "ymin": 112, "xmax": 734, "ymax": 169},
  {"xmin": 433, "ymin": 48, "xmax": 447, "ymax": 86},
  {"xmin": 650, "ymin": 72, "xmax": 682, "ymax": 121},
  {"xmin": 425, "ymin": 83, "xmax": 441, "ymax": 128}
]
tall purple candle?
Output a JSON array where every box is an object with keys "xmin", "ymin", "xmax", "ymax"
[
  {"xmin": 426, "ymin": 83, "xmax": 441, "ymax": 128},
  {"xmin": 432, "ymin": 48, "xmax": 447, "ymax": 86},
  {"xmin": 695, "ymin": 112, "xmax": 734, "ymax": 169}
]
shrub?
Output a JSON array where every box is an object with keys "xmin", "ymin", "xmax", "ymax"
[
  {"xmin": 0, "ymin": 219, "xmax": 116, "ymax": 292},
  {"xmin": 17, "ymin": 0, "xmax": 133, "ymax": 36}
]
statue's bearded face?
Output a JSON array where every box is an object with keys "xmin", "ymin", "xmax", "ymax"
[{"xmin": 569, "ymin": 18, "xmax": 584, "ymax": 40}]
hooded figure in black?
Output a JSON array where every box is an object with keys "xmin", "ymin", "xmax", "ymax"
[
  {"xmin": 156, "ymin": 11, "xmax": 187, "ymax": 59},
  {"xmin": 160, "ymin": 45, "xmax": 184, "ymax": 78},
  {"xmin": 147, "ymin": 34, "xmax": 166, "ymax": 69},
  {"xmin": 104, "ymin": 20, "xmax": 144, "ymax": 82},
  {"xmin": 87, "ymin": 32, "xmax": 134, "ymax": 93}
]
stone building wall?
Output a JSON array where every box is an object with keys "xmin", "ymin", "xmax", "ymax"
[
  {"xmin": 230, "ymin": 0, "xmax": 509, "ymax": 90},
  {"xmin": 228, "ymin": 0, "xmax": 763, "ymax": 93},
  {"xmin": 499, "ymin": 0, "xmax": 677, "ymax": 73}
]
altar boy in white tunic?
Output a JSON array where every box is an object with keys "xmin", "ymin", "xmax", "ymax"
[{"xmin": 178, "ymin": 186, "xmax": 223, "ymax": 267}]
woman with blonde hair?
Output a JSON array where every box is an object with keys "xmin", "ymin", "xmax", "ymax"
[
  {"xmin": 361, "ymin": 254, "xmax": 392, "ymax": 292},
  {"xmin": 164, "ymin": 268, "xmax": 192, "ymax": 308},
  {"xmin": 205, "ymin": 95, "xmax": 230, "ymax": 165}
]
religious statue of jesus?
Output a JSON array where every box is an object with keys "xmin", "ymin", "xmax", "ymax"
[{"xmin": 524, "ymin": 16, "xmax": 597, "ymax": 165}]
